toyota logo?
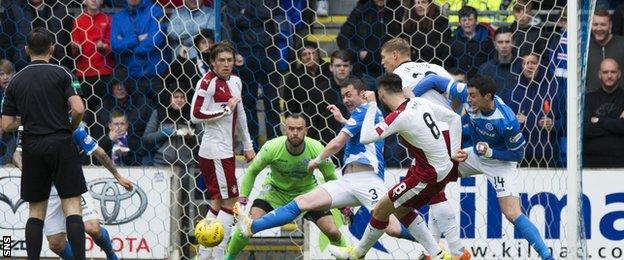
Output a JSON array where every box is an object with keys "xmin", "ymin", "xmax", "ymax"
[
  {"xmin": 89, "ymin": 178, "xmax": 148, "ymax": 225},
  {"xmin": 0, "ymin": 176, "xmax": 27, "ymax": 229}
]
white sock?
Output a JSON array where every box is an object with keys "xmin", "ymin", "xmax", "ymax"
[
  {"xmin": 213, "ymin": 208, "xmax": 235, "ymax": 259},
  {"xmin": 406, "ymin": 214, "xmax": 440, "ymax": 256},
  {"xmin": 428, "ymin": 212, "xmax": 441, "ymax": 242},
  {"xmin": 355, "ymin": 218, "xmax": 388, "ymax": 257},
  {"xmin": 430, "ymin": 201, "xmax": 463, "ymax": 256}
]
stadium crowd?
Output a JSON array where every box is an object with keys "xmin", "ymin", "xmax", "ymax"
[{"xmin": 0, "ymin": 0, "xmax": 622, "ymax": 170}]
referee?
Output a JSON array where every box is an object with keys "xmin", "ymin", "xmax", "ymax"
[{"xmin": 1, "ymin": 28, "xmax": 87, "ymax": 260}]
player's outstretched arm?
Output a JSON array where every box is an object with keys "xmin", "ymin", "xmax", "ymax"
[
  {"xmin": 92, "ymin": 146, "xmax": 133, "ymax": 190},
  {"xmin": 1, "ymin": 116, "xmax": 20, "ymax": 132},
  {"xmin": 308, "ymin": 132, "xmax": 349, "ymax": 173},
  {"xmin": 411, "ymin": 74, "xmax": 452, "ymax": 97}
]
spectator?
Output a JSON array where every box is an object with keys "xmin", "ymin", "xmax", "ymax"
[
  {"xmin": 143, "ymin": 89, "xmax": 199, "ymax": 167},
  {"xmin": 510, "ymin": 52, "xmax": 562, "ymax": 167},
  {"xmin": 223, "ymin": 0, "xmax": 282, "ymax": 142},
  {"xmin": 433, "ymin": 0, "xmax": 503, "ymax": 24},
  {"xmin": 587, "ymin": 10, "xmax": 624, "ymax": 92},
  {"xmin": 71, "ymin": 0, "xmax": 115, "ymax": 111},
  {"xmin": 167, "ymin": 0, "xmax": 215, "ymax": 61},
  {"xmin": 168, "ymin": 29, "xmax": 214, "ymax": 101},
  {"xmin": 510, "ymin": 2, "xmax": 545, "ymax": 53},
  {"xmin": 546, "ymin": 10, "xmax": 568, "ymax": 166},
  {"xmin": 110, "ymin": 0, "xmax": 171, "ymax": 106},
  {"xmin": 325, "ymin": 50, "xmax": 355, "ymax": 93},
  {"xmin": 0, "ymin": 59, "xmax": 16, "ymax": 164},
  {"xmin": 99, "ymin": 111, "xmax": 137, "ymax": 166},
  {"xmin": 84, "ymin": 77, "xmax": 152, "ymax": 165},
  {"xmin": 0, "ymin": 59, "xmax": 13, "ymax": 97},
  {"xmin": 9, "ymin": 0, "xmax": 74, "ymax": 70},
  {"xmin": 477, "ymin": 26, "xmax": 521, "ymax": 105},
  {"xmin": 337, "ymin": 0, "xmax": 401, "ymax": 80},
  {"xmin": 396, "ymin": 0, "xmax": 450, "ymax": 66},
  {"xmin": 284, "ymin": 42, "xmax": 338, "ymax": 144},
  {"xmin": 583, "ymin": 58, "xmax": 624, "ymax": 167},
  {"xmin": 448, "ymin": 5, "xmax": 495, "ymax": 79}
]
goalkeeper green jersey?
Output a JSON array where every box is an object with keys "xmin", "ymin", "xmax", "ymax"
[{"xmin": 239, "ymin": 136, "xmax": 336, "ymax": 198}]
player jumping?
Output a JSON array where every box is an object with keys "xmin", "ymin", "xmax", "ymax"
[
  {"xmin": 329, "ymin": 73, "xmax": 466, "ymax": 259},
  {"xmin": 13, "ymin": 123, "xmax": 133, "ymax": 260},
  {"xmin": 411, "ymin": 74, "xmax": 555, "ymax": 260},
  {"xmin": 234, "ymin": 78, "xmax": 424, "ymax": 255},
  {"xmin": 224, "ymin": 114, "xmax": 347, "ymax": 259},
  {"xmin": 380, "ymin": 38, "xmax": 469, "ymax": 259}
]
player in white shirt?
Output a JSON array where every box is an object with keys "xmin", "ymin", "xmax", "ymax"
[
  {"xmin": 190, "ymin": 42, "xmax": 256, "ymax": 259},
  {"xmin": 13, "ymin": 124, "xmax": 133, "ymax": 260},
  {"xmin": 378, "ymin": 38, "xmax": 469, "ymax": 259},
  {"xmin": 329, "ymin": 73, "xmax": 467, "ymax": 260}
]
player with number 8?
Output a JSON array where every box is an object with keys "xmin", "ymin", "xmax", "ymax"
[{"xmin": 329, "ymin": 73, "xmax": 467, "ymax": 260}]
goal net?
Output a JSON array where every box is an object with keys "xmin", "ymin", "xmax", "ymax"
[{"xmin": 0, "ymin": 0, "xmax": 599, "ymax": 259}]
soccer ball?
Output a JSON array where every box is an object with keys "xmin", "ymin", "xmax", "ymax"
[{"xmin": 195, "ymin": 217, "xmax": 224, "ymax": 247}]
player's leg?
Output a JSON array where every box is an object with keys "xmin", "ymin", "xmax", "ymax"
[
  {"xmin": 243, "ymin": 179, "xmax": 348, "ymax": 236},
  {"xmin": 225, "ymin": 201, "xmax": 270, "ymax": 260},
  {"xmin": 82, "ymin": 193, "xmax": 117, "ymax": 260},
  {"xmin": 44, "ymin": 193, "xmax": 73, "ymax": 259},
  {"xmin": 197, "ymin": 157, "xmax": 237, "ymax": 259},
  {"xmin": 308, "ymin": 211, "xmax": 347, "ymax": 247},
  {"xmin": 348, "ymin": 172, "xmax": 416, "ymax": 242},
  {"xmin": 46, "ymin": 233, "xmax": 72, "ymax": 259},
  {"xmin": 428, "ymin": 192, "xmax": 468, "ymax": 259},
  {"xmin": 483, "ymin": 161, "xmax": 553, "ymax": 260}
]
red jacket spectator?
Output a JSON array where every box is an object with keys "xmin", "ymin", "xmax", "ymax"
[{"xmin": 72, "ymin": 10, "xmax": 114, "ymax": 77}]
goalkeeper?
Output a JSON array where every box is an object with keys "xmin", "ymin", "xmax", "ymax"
[{"xmin": 225, "ymin": 113, "xmax": 348, "ymax": 259}]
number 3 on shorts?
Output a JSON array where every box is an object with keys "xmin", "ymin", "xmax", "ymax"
[{"xmin": 393, "ymin": 182, "xmax": 407, "ymax": 196}]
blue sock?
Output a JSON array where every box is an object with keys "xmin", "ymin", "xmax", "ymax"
[
  {"xmin": 93, "ymin": 227, "xmax": 117, "ymax": 260},
  {"xmin": 251, "ymin": 201, "xmax": 301, "ymax": 234},
  {"xmin": 514, "ymin": 214, "xmax": 552, "ymax": 259},
  {"xmin": 399, "ymin": 225, "xmax": 416, "ymax": 241},
  {"xmin": 57, "ymin": 242, "xmax": 73, "ymax": 259}
]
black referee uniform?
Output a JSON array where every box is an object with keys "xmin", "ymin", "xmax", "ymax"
[{"xmin": 1, "ymin": 60, "xmax": 87, "ymax": 202}]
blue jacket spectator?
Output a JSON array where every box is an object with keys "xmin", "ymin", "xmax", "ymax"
[
  {"xmin": 509, "ymin": 54, "xmax": 563, "ymax": 167},
  {"xmin": 449, "ymin": 6, "xmax": 494, "ymax": 79},
  {"xmin": 111, "ymin": 0, "xmax": 170, "ymax": 79},
  {"xmin": 167, "ymin": 0, "xmax": 215, "ymax": 60}
]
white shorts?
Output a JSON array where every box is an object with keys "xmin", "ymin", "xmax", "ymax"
[
  {"xmin": 319, "ymin": 171, "xmax": 387, "ymax": 211},
  {"xmin": 458, "ymin": 148, "xmax": 519, "ymax": 198},
  {"xmin": 44, "ymin": 188, "xmax": 101, "ymax": 236}
]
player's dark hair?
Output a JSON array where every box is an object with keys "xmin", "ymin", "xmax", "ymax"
[
  {"xmin": 209, "ymin": 41, "xmax": 236, "ymax": 62},
  {"xmin": 467, "ymin": 75, "xmax": 497, "ymax": 99},
  {"xmin": 342, "ymin": 77, "xmax": 365, "ymax": 92},
  {"xmin": 377, "ymin": 73, "xmax": 404, "ymax": 94},
  {"xmin": 286, "ymin": 113, "xmax": 308, "ymax": 126},
  {"xmin": 458, "ymin": 5, "xmax": 478, "ymax": 19},
  {"xmin": 330, "ymin": 50, "xmax": 354, "ymax": 64},
  {"xmin": 27, "ymin": 27, "xmax": 54, "ymax": 56}
]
